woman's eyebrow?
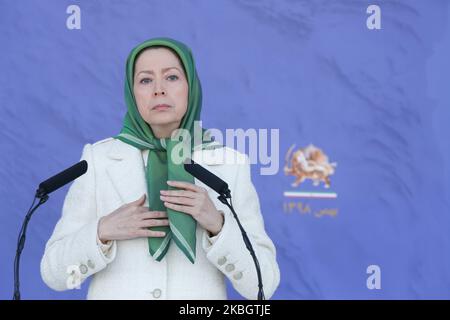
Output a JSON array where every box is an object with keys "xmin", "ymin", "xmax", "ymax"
[{"xmin": 136, "ymin": 67, "xmax": 181, "ymax": 76}]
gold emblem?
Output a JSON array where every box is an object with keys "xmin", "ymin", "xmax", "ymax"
[{"xmin": 284, "ymin": 144, "xmax": 337, "ymax": 188}]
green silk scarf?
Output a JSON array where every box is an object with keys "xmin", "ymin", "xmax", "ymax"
[{"xmin": 114, "ymin": 37, "xmax": 220, "ymax": 263}]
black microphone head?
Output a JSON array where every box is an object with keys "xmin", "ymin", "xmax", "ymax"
[
  {"xmin": 37, "ymin": 160, "xmax": 88, "ymax": 197},
  {"xmin": 184, "ymin": 158, "xmax": 230, "ymax": 196}
]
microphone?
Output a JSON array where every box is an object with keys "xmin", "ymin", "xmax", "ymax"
[
  {"xmin": 13, "ymin": 160, "xmax": 88, "ymax": 300},
  {"xmin": 183, "ymin": 158, "xmax": 231, "ymax": 198},
  {"xmin": 36, "ymin": 160, "xmax": 88, "ymax": 198},
  {"xmin": 184, "ymin": 158, "xmax": 265, "ymax": 300}
]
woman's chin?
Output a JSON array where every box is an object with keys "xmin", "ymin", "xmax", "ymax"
[
  {"xmin": 146, "ymin": 116, "xmax": 180, "ymax": 127},
  {"xmin": 147, "ymin": 112, "xmax": 176, "ymax": 121}
]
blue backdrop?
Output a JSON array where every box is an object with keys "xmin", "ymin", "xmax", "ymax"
[{"xmin": 1, "ymin": 0, "xmax": 450, "ymax": 299}]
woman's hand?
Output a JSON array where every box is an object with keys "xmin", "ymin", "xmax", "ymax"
[
  {"xmin": 97, "ymin": 194, "xmax": 169, "ymax": 244},
  {"xmin": 160, "ymin": 180, "xmax": 224, "ymax": 236}
]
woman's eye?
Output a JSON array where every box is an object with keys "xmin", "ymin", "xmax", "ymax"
[
  {"xmin": 140, "ymin": 78, "xmax": 152, "ymax": 84},
  {"xmin": 167, "ymin": 75, "xmax": 179, "ymax": 81}
]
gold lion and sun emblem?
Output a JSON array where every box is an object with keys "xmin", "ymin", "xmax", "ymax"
[
  {"xmin": 283, "ymin": 144, "xmax": 338, "ymax": 217},
  {"xmin": 284, "ymin": 144, "xmax": 337, "ymax": 188}
]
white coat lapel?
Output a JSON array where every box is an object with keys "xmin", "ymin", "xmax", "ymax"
[
  {"xmin": 192, "ymin": 145, "xmax": 226, "ymax": 166},
  {"xmin": 105, "ymin": 139, "xmax": 226, "ymax": 206},
  {"xmin": 106, "ymin": 139, "xmax": 147, "ymax": 205}
]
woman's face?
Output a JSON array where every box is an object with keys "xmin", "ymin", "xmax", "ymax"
[{"xmin": 133, "ymin": 47, "xmax": 189, "ymax": 138}]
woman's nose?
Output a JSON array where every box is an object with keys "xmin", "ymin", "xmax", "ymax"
[
  {"xmin": 153, "ymin": 81, "xmax": 166, "ymax": 96},
  {"xmin": 153, "ymin": 89, "xmax": 166, "ymax": 96}
]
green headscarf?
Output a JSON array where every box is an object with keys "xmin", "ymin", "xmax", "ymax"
[{"xmin": 114, "ymin": 37, "xmax": 220, "ymax": 263}]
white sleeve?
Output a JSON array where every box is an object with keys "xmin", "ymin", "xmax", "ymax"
[
  {"xmin": 96, "ymin": 229, "xmax": 114, "ymax": 258},
  {"xmin": 204, "ymin": 210, "xmax": 224, "ymax": 245},
  {"xmin": 40, "ymin": 143, "xmax": 117, "ymax": 291},
  {"xmin": 201, "ymin": 154, "xmax": 280, "ymax": 299}
]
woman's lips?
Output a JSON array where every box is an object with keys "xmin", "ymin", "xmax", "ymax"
[{"xmin": 152, "ymin": 104, "xmax": 172, "ymax": 111}]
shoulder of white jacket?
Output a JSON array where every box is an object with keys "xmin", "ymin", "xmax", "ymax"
[
  {"xmin": 221, "ymin": 146, "xmax": 248, "ymax": 161},
  {"xmin": 92, "ymin": 137, "xmax": 115, "ymax": 146},
  {"xmin": 193, "ymin": 146, "xmax": 248, "ymax": 165},
  {"xmin": 88, "ymin": 137, "xmax": 117, "ymax": 155}
]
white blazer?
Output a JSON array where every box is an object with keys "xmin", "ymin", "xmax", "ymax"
[{"xmin": 40, "ymin": 137, "xmax": 280, "ymax": 300}]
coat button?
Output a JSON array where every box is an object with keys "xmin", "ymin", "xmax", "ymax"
[
  {"xmin": 225, "ymin": 264, "xmax": 235, "ymax": 272},
  {"xmin": 233, "ymin": 272, "xmax": 243, "ymax": 280},
  {"xmin": 87, "ymin": 260, "xmax": 95, "ymax": 269},
  {"xmin": 217, "ymin": 257, "xmax": 227, "ymax": 266},
  {"xmin": 152, "ymin": 289, "xmax": 162, "ymax": 299},
  {"xmin": 79, "ymin": 264, "xmax": 88, "ymax": 274}
]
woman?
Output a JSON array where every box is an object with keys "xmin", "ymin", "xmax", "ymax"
[{"xmin": 40, "ymin": 37, "xmax": 280, "ymax": 300}]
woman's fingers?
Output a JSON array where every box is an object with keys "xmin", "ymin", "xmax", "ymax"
[
  {"xmin": 139, "ymin": 218, "xmax": 170, "ymax": 228},
  {"xmin": 136, "ymin": 229, "xmax": 166, "ymax": 238},
  {"xmin": 160, "ymin": 189, "xmax": 197, "ymax": 198},
  {"xmin": 163, "ymin": 202, "xmax": 195, "ymax": 216},
  {"xmin": 160, "ymin": 195, "xmax": 196, "ymax": 206},
  {"xmin": 138, "ymin": 209, "xmax": 167, "ymax": 219},
  {"xmin": 166, "ymin": 180, "xmax": 206, "ymax": 193}
]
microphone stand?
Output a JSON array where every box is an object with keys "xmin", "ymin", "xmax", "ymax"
[
  {"xmin": 216, "ymin": 190, "xmax": 265, "ymax": 300},
  {"xmin": 13, "ymin": 188, "xmax": 49, "ymax": 300}
]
